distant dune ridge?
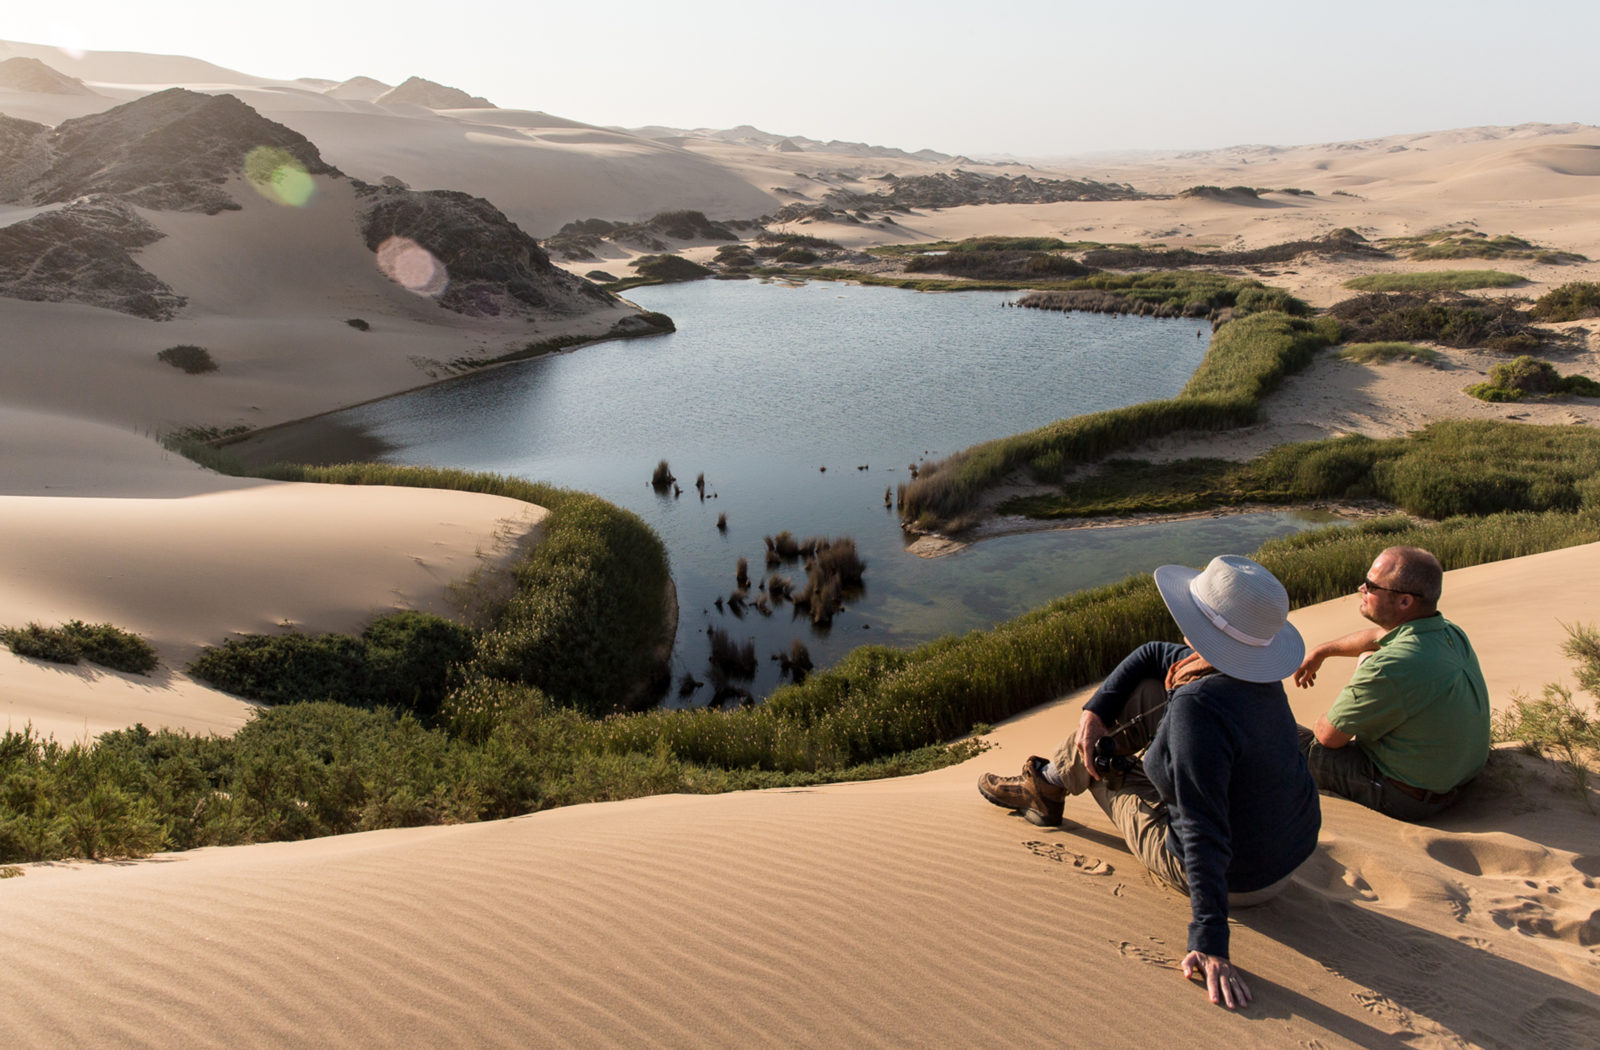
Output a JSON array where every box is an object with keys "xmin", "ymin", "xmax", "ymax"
[
  {"xmin": 374, "ymin": 74, "xmax": 493, "ymax": 109},
  {"xmin": 3, "ymin": 39, "xmax": 1600, "ymax": 1049},
  {"xmin": 0, "ymin": 56, "xmax": 96, "ymax": 96}
]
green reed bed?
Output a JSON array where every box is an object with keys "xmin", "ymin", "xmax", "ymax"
[
  {"xmin": 899, "ymin": 308, "xmax": 1336, "ymax": 530},
  {"xmin": 1005, "ymin": 420, "xmax": 1600, "ymax": 522}
]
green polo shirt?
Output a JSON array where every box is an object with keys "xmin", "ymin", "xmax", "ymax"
[{"xmin": 1326, "ymin": 614, "xmax": 1490, "ymax": 792}]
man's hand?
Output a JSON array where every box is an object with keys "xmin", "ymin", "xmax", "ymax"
[
  {"xmin": 1181, "ymin": 951, "xmax": 1252, "ymax": 1010},
  {"xmin": 1075, "ymin": 708, "xmax": 1109, "ymax": 781},
  {"xmin": 1293, "ymin": 648, "xmax": 1327, "ymax": 688},
  {"xmin": 1166, "ymin": 651, "xmax": 1215, "ymax": 690}
]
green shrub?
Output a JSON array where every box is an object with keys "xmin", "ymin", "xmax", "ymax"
[
  {"xmin": 776, "ymin": 247, "xmax": 819, "ymax": 264},
  {"xmin": 1466, "ymin": 355, "xmax": 1600, "ymax": 402},
  {"xmin": 156, "ymin": 345, "xmax": 217, "ymax": 374},
  {"xmin": 1, "ymin": 621, "xmax": 158, "ymax": 674},
  {"xmin": 1328, "ymin": 291, "xmax": 1536, "ymax": 350},
  {"xmin": 1530, "ymin": 281, "xmax": 1600, "ymax": 322},
  {"xmin": 627, "ymin": 255, "xmax": 713, "ymax": 282}
]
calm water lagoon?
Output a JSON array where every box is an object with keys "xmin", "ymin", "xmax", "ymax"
[{"xmin": 334, "ymin": 279, "xmax": 1336, "ymax": 702}]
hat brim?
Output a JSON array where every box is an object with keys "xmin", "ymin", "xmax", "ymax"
[{"xmin": 1153, "ymin": 564, "xmax": 1305, "ymax": 683}]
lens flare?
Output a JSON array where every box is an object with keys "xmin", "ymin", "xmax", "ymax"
[
  {"xmin": 244, "ymin": 145, "xmax": 315, "ymax": 207},
  {"xmin": 375, "ymin": 237, "xmax": 448, "ymax": 297}
]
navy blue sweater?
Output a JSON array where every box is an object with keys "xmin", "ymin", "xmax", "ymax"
[{"xmin": 1085, "ymin": 642, "xmax": 1320, "ymax": 957}]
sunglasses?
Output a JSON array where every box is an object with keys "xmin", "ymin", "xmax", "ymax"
[{"xmin": 1360, "ymin": 576, "xmax": 1421, "ymax": 598}]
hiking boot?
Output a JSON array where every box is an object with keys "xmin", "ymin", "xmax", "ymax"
[{"xmin": 977, "ymin": 755, "xmax": 1066, "ymax": 827}]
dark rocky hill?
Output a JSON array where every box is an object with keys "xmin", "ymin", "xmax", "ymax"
[
  {"xmin": 21, "ymin": 88, "xmax": 336, "ymax": 214},
  {"xmin": 0, "ymin": 196, "xmax": 186, "ymax": 318},
  {"xmin": 0, "ymin": 88, "xmax": 615, "ymax": 321},
  {"xmin": 357, "ymin": 183, "xmax": 613, "ymax": 318}
]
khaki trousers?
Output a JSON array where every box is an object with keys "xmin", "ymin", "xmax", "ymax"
[{"xmin": 1052, "ymin": 678, "xmax": 1290, "ymax": 907}]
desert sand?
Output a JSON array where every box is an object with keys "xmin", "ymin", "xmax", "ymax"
[{"xmin": 2, "ymin": 41, "xmax": 1599, "ymax": 1050}]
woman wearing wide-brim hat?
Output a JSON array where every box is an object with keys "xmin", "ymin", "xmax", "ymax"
[{"xmin": 978, "ymin": 555, "xmax": 1321, "ymax": 1010}]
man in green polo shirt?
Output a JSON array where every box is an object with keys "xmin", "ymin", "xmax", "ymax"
[{"xmin": 1292, "ymin": 545, "xmax": 1489, "ymax": 820}]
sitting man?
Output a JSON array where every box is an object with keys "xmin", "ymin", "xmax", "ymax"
[
  {"xmin": 1293, "ymin": 545, "xmax": 1489, "ymax": 820},
  {"xmin": 977, "ymin": 555, "xmax": 1321, "ymax": 1010}
]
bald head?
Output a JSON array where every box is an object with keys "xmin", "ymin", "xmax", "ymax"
[{"xmin": 1383, "ymin": 546, "xmax": 1442, "ymax": 608}]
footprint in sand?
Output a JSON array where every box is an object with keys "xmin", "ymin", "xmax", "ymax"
[
  {"xmin": 1515, "ymin": 997, "xmax": 1600, "ymax": 1050},
  {"xmin": 1489, "ymin": 896, "xmax": 1600, "ymax": 947},
  {"xmin": 1112, "ymin": 937, "xmax": 1177, "ymax": 969},
  {"xmin": 1337, "ymin": 903, "xmax": 1448, "ymax": 975},
  {"xmin": 1022, "ymin": 840, "xmax": 1113, "ymax": 876}
]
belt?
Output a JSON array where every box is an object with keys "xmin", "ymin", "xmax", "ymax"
[{"xmin": 1383, "ymin": 774, "xmax": 1459, "ymax": 806}]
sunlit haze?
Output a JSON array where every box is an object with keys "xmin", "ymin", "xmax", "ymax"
[{"xmin": 5, "ymin": 0, "xmax": 1599, "ymax": 158}]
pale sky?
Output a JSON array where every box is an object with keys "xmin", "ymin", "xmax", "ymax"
[{"xmin": 6, "ymin": 0, "xmax": 1598, "ymax": 157}]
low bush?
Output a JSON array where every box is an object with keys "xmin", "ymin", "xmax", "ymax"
[
  {"xmin": 345, "ymin": 318, "xmax": 370, "ymax": 331},
  {"xmin": 157, "ymin": 345, "xmax": 217, "ymax": 374},
  {"xmin": 904, "ymin": 251, "xmax": 1091, "ymax": 280},
  {"xmin": 1328, "ymin": 291, "xmax": 1538, "ymax": 351},
  {"xmin": 1530, "ymin": 281, "xmax": 1600, "ymax": 322},
  {"xmin": 187, "ymin": 612, "xmax": 473, "ymax": 719},
  {"xmin": 1, "ymin": 621, "xmax": 158, "ymax": 675},
  {"xmin": 613, "ymin": 255, "xmax": 713, "ymax": 288}
]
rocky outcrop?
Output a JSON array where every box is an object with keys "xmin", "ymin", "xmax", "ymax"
[
  {"xmin": 0, "ymin": 113, "xmax": 51, "ymax": 200},
  {"xmin": 20, "ymin": 88, "xmax": 337, "ymax": 214},
  {"xmin": 355, "ymin": 182, "xmax": 615, "ymax": 317},
  {"xmin": 375, "ymin": 76, "xmax": 493, "ymax": 109},
  {"xmin": 0, "ymin": 196, "xmax": 186, "ymax": 319},
  {"xmin": 0, "ymin": 56, "xmax": 98, "ymax": 95}
]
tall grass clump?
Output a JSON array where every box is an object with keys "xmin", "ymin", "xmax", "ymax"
[
  {"xmin": 1343, "ymin": 271, "xmax": 1525, "ymax": 293},
  {"xmin": 900, "ymin": 308, "xmax": 1335, "ymax": 530},
  {"xmin": 1494, "ymin": 621, "xmax": 1600, "ymax": 806},
  {"xmin": 1337, "ymin": 342, "xmax": 1440, "ymax": 364}
]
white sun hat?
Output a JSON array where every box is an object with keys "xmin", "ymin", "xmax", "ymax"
[{"xmin": 1153, "ymin": 555, "xmax": 1304, "ymax": 683}]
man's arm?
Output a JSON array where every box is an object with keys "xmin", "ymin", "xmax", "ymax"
[
  {"xmin": 1293, "ymin": 627, "xmax": 1386, "ymax": 688},
  {"xmin": 1312, "ymin": 713, "xmax": 1354, "ymax": 749}
]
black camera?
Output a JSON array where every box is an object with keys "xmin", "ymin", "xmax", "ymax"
[{"xmin": 1092, "ymin": 735, "xmax": 1135, "ymax": 774}]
